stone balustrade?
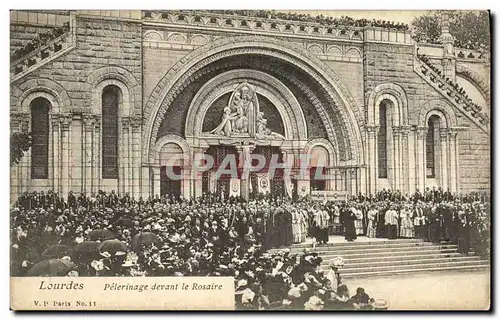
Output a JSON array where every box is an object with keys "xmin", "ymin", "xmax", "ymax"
[
  {"xmin": 415, "ymin": 54, "xmax": 489, "ymax": 129},
  {"xmin": 143, "ymin": 10, "xmax": 367, "ymax": 41},
  {"xmin": 11, "ymin": 32, "xmax": 72, "ymax": 77}
]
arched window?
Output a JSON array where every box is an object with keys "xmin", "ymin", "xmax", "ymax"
[
  {"xmin": 377, "ymin": 102, "xmax": 388, "ymax": 178},
  {"xmin": 426, "ymin": 115, "xmax": 440, "ymax": 178},
  {"xmin": 30, "ymin": 97, "xmax": 50, "ymax": 179},
  {"xmin": 102, "ymin": 85, "xmax": 120, "ymax": 179}
]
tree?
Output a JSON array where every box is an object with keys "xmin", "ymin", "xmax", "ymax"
[
  {"xmin": 10, "ymin": 132, "xmax": 31, "ymax": 167},
  {"xmin": 411, "ymin": 11, "xmax": 490, "ymax": 49}
]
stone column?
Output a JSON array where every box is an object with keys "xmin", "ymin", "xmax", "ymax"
[
  {"xmin": 130, "ymin": 118, "xmax": 141, "ymax": 199},
  {"xmin": 448, "ymin": 129, "xmax": 458, "ymax": 192},
  {"xmin": 82, "ymin": 115, "xmax": 94, "ymax": 193},
  {"xmin": 191, "ymin": 147, "xmax": 206, "ymax": 199},
  {"xmin": 152, "ymin": 165, "xmax": 161, "ymax": 197},
  {"xmin": 439, "ymin": 128, "xmax": 449, "ymax": 190},
  {"xmin": 392, "ymin": 127, "xmax": 401, "ymax": 191},
  {"xmin": 295, "ymin": 149, "xmax": 310, "ymax": 197},
  {"xmin": 415, "ymin": 126, "xmax": 427, "ymax": 192},
  {"xmin": 366, "ymin": 125, "xmax": 378, "ymax": 195},
  {"xmin": 121, "ymin": 117, "xmax": 131, "ymax": 196},
  {"xmin": 92, "ymin": 116, "xmax": 101, "ymax": 194},
  {"xmin": 401, "ymin": 127, "xmax": 410, "ymax": 195},
  {"xmin": 235, "ymin": 145, "xmax": 255, "ymax": 200},
  {"xmin": 60, "ymin": 114, "xmax": 72, "ymax": 199},
  {"xmin": 10, "ymin": 114, "xmax": 23, "ymax": 200},
  {"xmin": 51, "ymin": 114, "xmax": 61, "ymax": 195}
]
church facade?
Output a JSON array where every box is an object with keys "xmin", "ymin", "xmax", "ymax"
[{"xmin": 9, "ymin": 10, "xmax": 491, "ymax": 202}]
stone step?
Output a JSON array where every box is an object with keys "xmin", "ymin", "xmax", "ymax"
[
  {"xmin": 318, "ymin": 252, "xmax": 476, "ymax": 264},
  {"xmin": 338, "ymin": 264, "xmax": 490, "ymax": 278},
  {"xmin": 335, "ymin": 260, "xmax": 488, "ymax": 274},
  {"xmin": 310, "ymin": 248, "xmax": 459, "ymax": 260},
  {"xmin": 289, "ymin": 238, "xmax": 424, "ymax": 248},
  {"xmin": 337, "ymin": 255, "xmax": 482, "ymax": 268},
  {"xmin": 286, "ymin": 244, "xmax": 458, "ymax": 255}
]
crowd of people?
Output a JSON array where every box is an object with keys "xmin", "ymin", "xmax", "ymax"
[
  {"xmin": 10, "ymin": 22, "xmax": 70, "ymax": 62},
  {"xmin": 11, "ymin": 187, "xmax": 489, "ymax": 310},
  {"xmin": 417, "ymin": 52, "xmax": 485, "ymax": 115}
]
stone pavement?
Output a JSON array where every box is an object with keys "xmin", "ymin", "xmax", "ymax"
[{"xmin": 343, "ymin": 270, "xmax": 490, "ymax": 310}]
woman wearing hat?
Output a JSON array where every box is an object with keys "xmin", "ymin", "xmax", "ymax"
[{"xmin": 325, "ymin": 257, "xmax": 343, "ymax": 293}]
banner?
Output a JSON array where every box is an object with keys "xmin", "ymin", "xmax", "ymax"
[
  {"xmin": 257, "ymin": 174, "xmax": 270, "ymax": 194},
  {"xmin": 310, "ymin": 191, "xmax": 346, "ymax": 202},
  {"xmin": 229, "ymin": 178, "xmax": 240, "ymax": 197},
  {"xmin": 284, "ymin": 176, "xmax": 294, "ymax": 198}
]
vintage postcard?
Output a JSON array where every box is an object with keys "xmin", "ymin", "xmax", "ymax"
[{"xmin": 9, "ymin": 9, "xmax": 490, "ymax": 311}]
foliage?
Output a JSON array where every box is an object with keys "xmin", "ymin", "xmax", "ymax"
[
  {"xmin": 411, "ymin": 11, "xmax": 490, "ymax": 49},
  {"xmin": 10, "ymin": 132, "xmax": 32, "ymax": 167}
]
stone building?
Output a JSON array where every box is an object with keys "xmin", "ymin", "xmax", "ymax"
[{"xmin": 9, "ymin": 10, "xmax": 490, "ymax": 202}]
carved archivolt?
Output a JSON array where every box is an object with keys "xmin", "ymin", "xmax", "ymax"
[
  {"xmin": 417, "ymin": 99, "xmax": 458, "ymax": 128},
  {"xmin": 456, "ymin": 64, "xmax": 490, "ymax": 104},
  {"xmin": 185, "ymin": 69, "xmax": 307, "ymax": 141},
  {"xmin": 11, "ymin": 78, "xmax": 72, "ymax": 114},
  {"xmin": 143, "ymin": 35, "xmax": 363, "ymax": 165}
]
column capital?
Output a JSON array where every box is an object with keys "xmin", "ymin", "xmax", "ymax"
[
  {"xmin": 439, "ymin": 128, "xmax": 449, "ymax": 138},
  {"xmin": 121, "ymin": 116, "xmax": 131, "ymax": 129},
  {"xmin": 366, "ymin": 125, "xmax": 379, "ymax": 134},
  {"xmin": 82, "ymin": 114, "xmax": 96, "ymax": 127},
  {"xmin": 93, "ymin": 116, "xmax": 102, "ymax": 129},
  {"xmin": 130, "ymin": 117, "xmax": 142, "ymax": 128},
  {"xmin": 416, "ymin": 126, "xmax": 428, "ymax": 135},
  {"xmin": 392, "ymin": 126, "xmax": 402, "ymax": 136},
  {"xmin": 59, "ymin": 114, "xmax": 72, "ymax": 130}
]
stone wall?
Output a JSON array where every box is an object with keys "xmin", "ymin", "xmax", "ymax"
[{"xmin": 9, "ymin": 13, "xmax": 491, "ymax": 198}]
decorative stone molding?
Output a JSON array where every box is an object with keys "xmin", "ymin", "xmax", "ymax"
[
  {"xmin": 304, "ymin": 138, "xmax": 337, "ymax": 167},
  {"xmin": 12, "ymin": 78, "xmax": 72, "ymax": 114},
  {"xmin": 142, "ymin": 10, "xmax": 366, "ymax": 42},
  {"xmin": 59, "ymin": 114, "xmax": 73, "ymax": 130},
  {"xmin": 185, "ymin": 69, "xmax": 307, "ymax": 141},
  {"xmin": 82, "ymin": 114, "xmax": 96, "ymax": 128},
  {"xmin": 455, "ymin": 64, "xmax": 490, "ymax": 103},
  {"xmin": 366, "ymin": 82, "xmax": 409, "ymax": 127},
  {"xmin": 143, "ymin": 35, "xmax": 363, "ymax": 166},
  {"xmin": 417, "ymin": 99, "xmax": 458, "ymax": 128},
  {"xmin": 86, "ymin": 66, "xmax": 141, "ymax": 116},
  {"xmin": 151, "ymin": 134, "xmax": 191, "ymax": 165},
  {"xmin": 130, "ymin": 117, "xmax": 142, "ymax": 128},
  {"xmin": 414, "ymin": 54, "xmax": 488, "ymax": 132}
]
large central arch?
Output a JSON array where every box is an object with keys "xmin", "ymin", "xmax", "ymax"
[{"xmin": 143, "ymin": 35, "xmax": 364, "ymax": 166}]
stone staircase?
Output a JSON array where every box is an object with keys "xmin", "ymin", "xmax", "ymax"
[
  {"xmin": 413, "ymin": 52, "xmax": 489, "ymax": 134},
  {"xmin": 10, "ymin": 18, "xmax": 76, "ymax": 83},
  {"xmin": 286, "ymin": 239, "xmax": 489, "ymax": 278}
]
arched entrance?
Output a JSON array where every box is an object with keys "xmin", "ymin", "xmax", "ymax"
[{"xmin": 143, "ymin": 36, "xmax": 365, "ymax": 199}]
